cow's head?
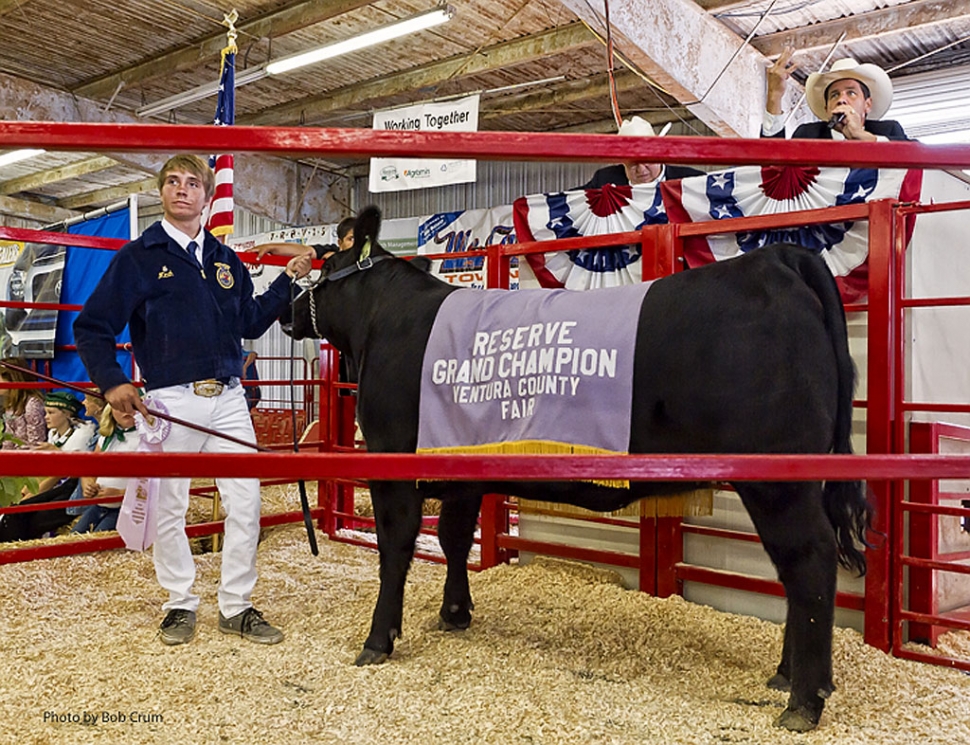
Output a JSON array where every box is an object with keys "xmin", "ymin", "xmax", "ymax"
[{"xmin": 281, "ymin": 205, "xmax": 396, "ymax": 347}]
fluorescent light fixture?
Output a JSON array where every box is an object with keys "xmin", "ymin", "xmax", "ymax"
[
  {"xmin": 136, "ymin": 67, "xmax": 268, "ymax": 118},
  {"xmin": 0, "ymin": 149, "xmax": 45, "ymax": 168},
  {"xmin": 266, "ymin": 6, "xmax": 454, "ymax": 75},
  {"xmin": 136, "ymin": 6, "xmax": 454, "ymax": 119}
]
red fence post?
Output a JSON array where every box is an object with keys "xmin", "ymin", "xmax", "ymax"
[
  {"xmin": 865, "ymin": 198, "xmax": 897, "ymax": 652},
  {"xmin": 640, "ymin": 223, "xmax": 686, "ymax": 596},
  {"xmin": 317, "ymin": 343, "xmax": 337, "ymax": 536}
]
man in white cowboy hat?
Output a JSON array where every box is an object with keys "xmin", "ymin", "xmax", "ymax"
[
  {"xmin": 580, "ymin": 115, "xmax": 703, "ymax": 189},
  {"xmin": 762, "ymin": 49, "xmax": 908, "ymax": 141}
]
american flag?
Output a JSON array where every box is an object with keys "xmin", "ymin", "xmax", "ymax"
[{"xmin": 206, "ymin": 47, "xmax": 235, "ymax": 237}]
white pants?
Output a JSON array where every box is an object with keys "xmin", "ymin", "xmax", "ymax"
[{"xmin": 145, "ymin": 383, "xmax": 261, "ymax": 618}]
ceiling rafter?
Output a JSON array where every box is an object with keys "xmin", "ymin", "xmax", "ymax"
[
  {"xmin": 72, "ymin": 0, "xmax": 375, "ymax": 100},
  {"xmin": 752, "ymin": 0, "xmax": 970, "ymax": 58},
  {"xmin": 480, "ymin": 70, "xmax": 651, "ymax": 122},
  {"xmin": 0, "ymin": 156, "xmax": 119, "ymax": 196},
  {"xmin": 241, "ymin": 21, "xmax": 596, "ymax": 126},
  {"xmin": 0, "ymin": 193, "xmax": 77, "ymax": 222},
  {"xmin": 57, "ymin": 178, "xmax": 157, "ymax": 211}
]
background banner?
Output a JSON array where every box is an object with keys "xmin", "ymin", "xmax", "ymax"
[{"xmin": 369, "ymin": 94, "xmax": 480, "ymax": 193}]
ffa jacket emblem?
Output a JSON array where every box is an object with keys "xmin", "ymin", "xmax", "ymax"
[
  {"xmin": 215, "ymin": 262, "xmax": 234, "ymax": 289},
  {"xmin": 158, "ymin": 265, "xmax": 174, "ymax": 279}
]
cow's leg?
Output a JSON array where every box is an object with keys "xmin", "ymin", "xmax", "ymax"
[
  {"xmin": 436, "ymin": 495, "xmax": 483, "ymax": 631},
  {"xmin": 356, "ymin": 481, "xmax": 423, "ymax": 666},
  {"xmin": 767, "ymin": 608, "xmax": 795, "ymax": 692},
  {"xmin": 734, "ymin": 482, "xmax": 837, "ymax": 732}
]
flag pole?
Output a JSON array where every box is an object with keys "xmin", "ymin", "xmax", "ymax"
[{"xmin": 205, "ymin": 10, "xmax": 237, "ymax": 238}]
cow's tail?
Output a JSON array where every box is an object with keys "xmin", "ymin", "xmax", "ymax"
[{"xmin": 782, "ymin": 246, "xmax": 875, "ymax": 576}]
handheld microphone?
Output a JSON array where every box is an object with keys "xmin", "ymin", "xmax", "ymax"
[{"xmin": 826, "ymin": 112, "xmax": 846, "ymax": 130}]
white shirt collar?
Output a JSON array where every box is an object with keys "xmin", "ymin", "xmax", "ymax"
[{"xmin": 161, "ymin": 219, "xmax": 204, "ymax": 251}]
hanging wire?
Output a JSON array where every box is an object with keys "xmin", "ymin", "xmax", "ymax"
[
  {"xmin": 888, "ymin": 33, "xmax": 970, "ymax": 74},
  {"xmin": 696, "ymin": 0, "xmax": 781, "ymax": 104},
  {"xmin": 577, "ymin": 17, "xmax": 703, "ymax": 135},
  {"xmin": 602, "ymin": 0, "xmax": 623, "ymax": 129},
  {"xmin": 777, "ymin": 32, "xmax": 846, "ymax": 128}
]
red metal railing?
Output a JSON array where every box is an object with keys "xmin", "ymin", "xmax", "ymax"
[{"xmin": 3, "ymin": 121, "xmax": 970, "ymax": 665}]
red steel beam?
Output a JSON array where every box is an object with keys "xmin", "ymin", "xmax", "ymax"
[
  {"xmin": 1, "ymin": 122, "xmax": 970, "ymax": 170},
  {"xmin": 4, "ymin": 451, "xmax": 970, "ymax": 481}
]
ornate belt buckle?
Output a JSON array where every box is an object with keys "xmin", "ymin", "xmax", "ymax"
[{"xmin": 192, "ymin": 379, "xmax": 224, "ymax": 397}]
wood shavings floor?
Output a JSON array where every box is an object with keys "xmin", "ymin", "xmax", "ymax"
[{"xmin": 2, "ymin": 524, "xmax": 969, "ymax": 744}]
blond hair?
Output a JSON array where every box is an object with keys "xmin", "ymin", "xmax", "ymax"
[
  {"xmin": 98, "ymin": 404, "xmax": 117, "ymax": 438},
  {"xmin": 156, "ymin": 154, "xmax": 215, "ymax": 200}
]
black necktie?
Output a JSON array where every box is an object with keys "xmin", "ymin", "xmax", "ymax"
[{"xmin": 186, "ymin": 240, "xmax": 205, "ymax": 277}]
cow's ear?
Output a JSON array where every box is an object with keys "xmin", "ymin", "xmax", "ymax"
[{"xmin": 360, "ymin": 239, "xmax": 372, "ymax": 262}]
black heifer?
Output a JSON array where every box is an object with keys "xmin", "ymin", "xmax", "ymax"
[{"xmin": 285, "ymin": 206, "xmax": 873, "ymax": 732}]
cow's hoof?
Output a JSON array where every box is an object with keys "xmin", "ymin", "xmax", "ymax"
[
  {"xmin": 438, "ymin": 614, "xmax": 471, "ymax": 632},
  {"xmin": 775, "ymin": 706, "xmax": 819, "ymax": 732},
  {"xmin": 354, "ymin": 648, "xmax": 389, "ymax": 666},
  {"xmin": 766, "ymin": 673, "xmax": 791, "ymax": 692}
]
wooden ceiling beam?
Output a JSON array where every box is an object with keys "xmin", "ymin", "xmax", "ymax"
[
  {"xmin": 241, "ymin": 22, "xmax": 596, "ymax": 126},
  {"xmin": 72, "ymin": 0, "xmax": 375, "ymax": 100},
  {"xmin": 57, "ymin": 178, "xmax": 157, "ymax": 211},
  {"xmin": 693, "ymin": 0, "xmax": 748, "ymax": 9},
  {"xmin": 752, "ymin": 0, "xmax": 970, "ymax": 59},
  {"xmin": 480, "ymin": 71, "xmax": 646, "ymax": 121},
  {"xmin": 0, "ymin": 194, "xmax": 77, "ymax": 222},
  {"xmin": 0, "ymin": 156, "xmax": 118, "ymax": 196}
]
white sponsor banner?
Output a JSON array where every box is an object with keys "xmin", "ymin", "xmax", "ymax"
[
  {"xmin": 369, "ymin": 94, "xmax": 480, "ymax": 193},
  {"xmin": 416, "ymin": 206, "xmax": 519, "ymax": 289}
]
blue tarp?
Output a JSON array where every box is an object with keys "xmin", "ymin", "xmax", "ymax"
[{"xmin": 52, "ymin": 210, "xmax": 133, "ymax": 387}]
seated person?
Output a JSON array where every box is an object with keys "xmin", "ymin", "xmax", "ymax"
[
  {"xmin": 0, "ymin": 392, "xmax": 98, "ymax": 541},
  {"xmin": 71, "ymin": 404, "xmax": 140, "ymax": 534},
  {"xmin": 580, "ymin": 116, "xmax": 704, "ymax": 189},
  {"xmin": 81, "ymin": 388, "xmax": 106, "ymax": 429},
  {"xmin": 253, "ymin": 216, "xmax": 355, "ymax": 261},
  {"xmin": 0, "ymin": 358, "xmax": 47, "ymax": 449},
  {"xmin": 26, "ymin": 391, "xmax": 96, "ymax": 496},
  {"xmin": 67, "ymin": 388, "xmax": 105, "ymax": 517}
]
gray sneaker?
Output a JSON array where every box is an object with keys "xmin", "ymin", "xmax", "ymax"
[
  {"xmin": 218, "ymin": 607, "xmax": 284, "ymax": 644},
  {"xmin": 158, "ymin": 609, "xmax": 196, "ymax": 646}
]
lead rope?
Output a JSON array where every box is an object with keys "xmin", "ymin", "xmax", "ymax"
[
  {"xmin": 0, "ymin": 360, "xmax": 268, "ymax": 452},
  {"xmin": 290, "ymin": 280, "xmax": 319, "ymax": 555}
]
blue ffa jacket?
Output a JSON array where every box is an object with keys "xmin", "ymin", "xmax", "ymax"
[{"xmin": 75, "ymin": 222, "xmax": 293, "ymax": 392}]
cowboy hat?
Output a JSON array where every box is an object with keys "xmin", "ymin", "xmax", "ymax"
[
  {"xmin": 805, "ymin": 58, "xmax": 893, "ymax": 121},
  {"xmin": 617, "ymin": 115, "xmax": 656, "ymax": 138}
]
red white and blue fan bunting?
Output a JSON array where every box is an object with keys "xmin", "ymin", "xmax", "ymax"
[
  {"xmin": 515, "ymin": 166, "xmax": 922, "ymax": 302},
  {"xmin": 662, "ymin": 165, "xmax": 922, "ymax": 302},
  {"xmin": 513, "ymin": 184, "xmax": 669, "ymax": 289}
]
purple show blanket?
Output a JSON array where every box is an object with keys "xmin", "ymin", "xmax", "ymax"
[{"xmin": 417, "ymin": 283, "xmax": 653, "ymax": 456}]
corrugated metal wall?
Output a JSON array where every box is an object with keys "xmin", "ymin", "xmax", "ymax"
[{"xmin": 353, "ymin": 160, "xmax": 597, "ymax": 218}]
